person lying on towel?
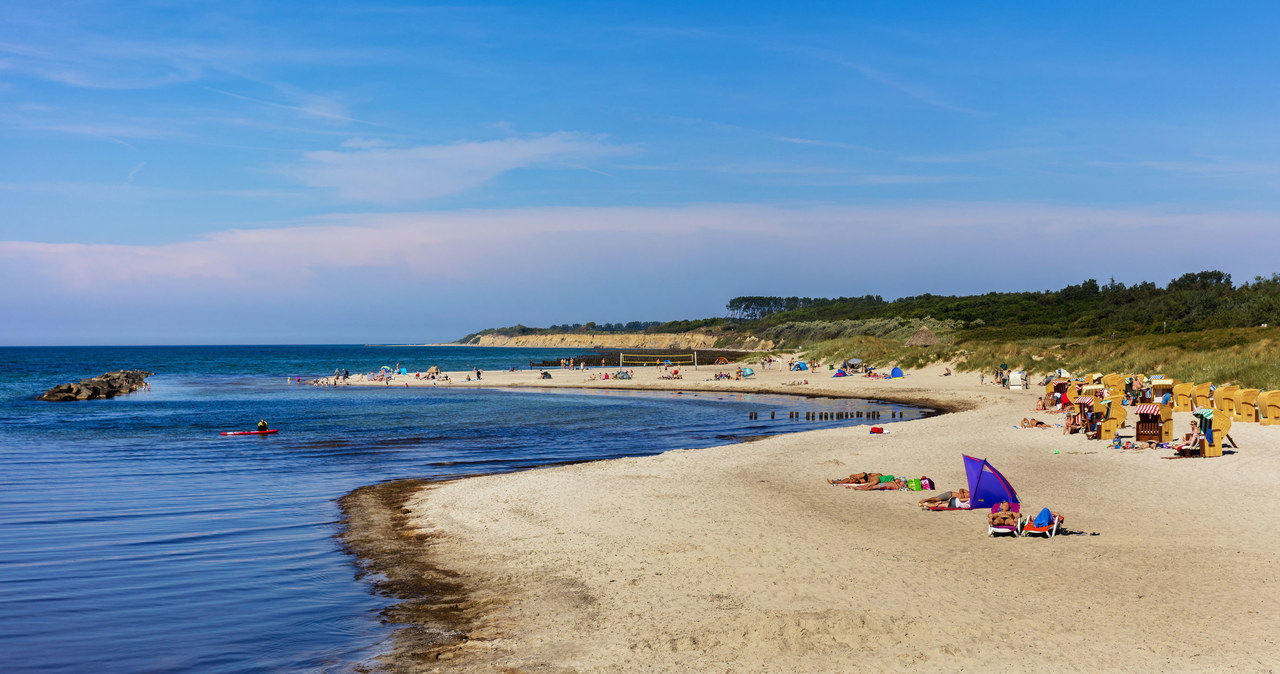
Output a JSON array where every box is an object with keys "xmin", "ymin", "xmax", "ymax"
[
  {"xmin": 1022, "ymin": 418, "xmax": 1051, "ymax": 428},
  {"xmin": 852, "ymin": 478, "xmax": 906, "ymax": 490},
  {"xmin": 828, "ymin": 472, "xmax": 885, "ymax": 485},
  {"xmin": 988, "ymin": 502, "xmax": 1019, "ymax": 528},
  {"xmin": 918, "ymin": 489, "xmax": 969, "ymax": 509}
]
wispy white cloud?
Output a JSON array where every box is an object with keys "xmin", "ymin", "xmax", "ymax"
[
  {"xmin": 0, "ymin": 180, "xmax": 297, "ymax": 201},
  {"xmin": 341, "ymin": 136, "xmax": 390, "ymax": 149},
  {"xmin": 782, "ymin": 46, "xmax": 978, "ymax": 115},
  {"xmin": 654, "ymin": 115, "xmax": 883, "ymax": 153},
  {"xmin": 0, "ymin": 37, "xmax": 210, "ymax": 89},
  {"xmin": 706, "ymin": 163, "xmax": 848, "ymax": 175},
  {"xmin": 204, "ymin": 86, "xmax": 371, "ymax": 125},
  {"xmin": 1088, "ymin": 156, "xmax": 1280, "ymax": 178},
  {"xmin": 772, "ymin": 136, "xmax": 883, "ymax": 152},
  {"xmin": 3, "ymin": 203, "xmax": 1277, "ymax": 297},
  {"xmin": 285, "ymin": 132, "xmax": 627, "ymax": 202},
  {"xmin": 836, "ymin": 174, "xmax": 972, "ymax": 185},
  {"xmin": 15, "ymin": 120, "xmax": 177, "ymax": 143}
]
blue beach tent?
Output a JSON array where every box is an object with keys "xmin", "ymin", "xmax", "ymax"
[
  {"xmin": 794, "ymin": 362, "xmax": 809, "ymax": 371},
  {"xmin": 889, "ymin": 366, "xmax": 904, "ymax": 378},
  {"xmin": 962, "ymin": 455, "xmax": 1020, "ymax": 510}
]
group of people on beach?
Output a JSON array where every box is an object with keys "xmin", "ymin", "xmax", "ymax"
[{"xmin": 826, "ymin": 473, "xmax": 1036, "ymax": 529}]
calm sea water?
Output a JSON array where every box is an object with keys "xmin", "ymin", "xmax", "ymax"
[{"xmin": 0, "ymin": 345, "xmax": 929, "ymax": 673}]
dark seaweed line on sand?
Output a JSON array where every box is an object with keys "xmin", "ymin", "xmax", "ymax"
[{"xmin": 337, "ymin": 480, "xmax": 489, "ymax": 670}]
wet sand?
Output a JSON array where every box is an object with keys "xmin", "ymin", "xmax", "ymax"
[{"xmin": 340, "ymin": 363, "xmax": 1280, "ymax": 672}]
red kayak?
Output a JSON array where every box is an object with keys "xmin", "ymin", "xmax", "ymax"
[{"xmin": 220, "ymin": 429, "xmax": 279, "ymax": 436}]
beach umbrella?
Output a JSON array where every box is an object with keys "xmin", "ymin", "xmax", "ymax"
[{"xmin": 380, "ymin": 365, "xmax": 393, "ymax": 372}]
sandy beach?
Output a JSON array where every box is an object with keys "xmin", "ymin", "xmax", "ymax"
[{"xmin": 340, "ymin": 362, "xmax": 1280, "ymax": 672}]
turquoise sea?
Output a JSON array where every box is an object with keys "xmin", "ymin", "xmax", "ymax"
[{"xmin": 0, "ymin": 345, "xmax": 930, "ymax": 672}]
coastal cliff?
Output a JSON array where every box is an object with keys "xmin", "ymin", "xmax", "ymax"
[{"xmin": 465, "ymin": 332, "xmax": 776, "ymax": 351}]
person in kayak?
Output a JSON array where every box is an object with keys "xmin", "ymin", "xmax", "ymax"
[{"xmin": 257, "ymin": 420, "xmax": 269, "ymax": 432}]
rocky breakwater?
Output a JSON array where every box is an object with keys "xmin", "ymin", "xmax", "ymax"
[{"xmin": 39, "ymin": 370, "xmax": 153, "ymax": 402}]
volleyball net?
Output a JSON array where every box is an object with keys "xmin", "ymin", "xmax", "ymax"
[{"xmin": 618, "ymin": 352, "xmax": 697, "ymax": 368}]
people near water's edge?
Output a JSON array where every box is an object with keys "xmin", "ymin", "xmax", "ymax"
[{"xmin": 257, "ymin": 419, "xmax": 269, "ymax": 432}]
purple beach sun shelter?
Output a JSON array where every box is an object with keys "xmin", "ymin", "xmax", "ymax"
[{"xmin": 962, "ymin": 455, "xmax": 1020, "ymax": 510}]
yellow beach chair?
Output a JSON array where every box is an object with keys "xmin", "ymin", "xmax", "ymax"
[
  {"xmin": 1134, "ymin": 403, "xmax": 1173, "ymax": 443},
  {"xmin": 1260, "ymin": 391, "xmax": 1280, "ymax": 426},
  {"xmin": 1099, "ymin": 403, "xmax": 1127, "ymax": 440},
  {"xmin": 1192, "ymin": 383, "xmax": 1214, "ymax": 410},
  {"xmin": 1197, "ymin": 409, "xmax": 1233, "ymax": 458},
  {"xmin": 1172, "ymin": 382, "xmax": 1195, "ymax": 413},
  {"xmin": 1214, "ymin": 385, "xmax": 1240, "ymax": 418},
  {"xmin": 1232, "ymin": 389, "xmax": 1260, "ymax": 423}
]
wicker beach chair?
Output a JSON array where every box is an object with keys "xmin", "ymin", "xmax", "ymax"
[
  {"xmin": 1260, "ymin": 391, "xmax": 1280, "ymax": 426},
  {"xmin": 1099, "ymin": 403, "xmax": 1127, "ymax": 441},
  {"xmin": 1192, "ymin": 383, "xmax": 1214, "ymax": 410},
  {"xmin": 1196, "ymin": 409, "xmax": 1234, "ymax": 458},
  {"xmin": 1172, "ymin": 382, "xmax": 1195, "ymax": 413},
  {"xmin": 1233, "ymin": 389, "xmax": 1260, "ymax": 423},
  {"xmin": 1214, "ymin": 385, "xmax": 1240, "ymax": 418}
]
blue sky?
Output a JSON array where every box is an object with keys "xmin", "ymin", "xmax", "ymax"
[{"xmin": 3, "ymin": 2, "xmax": 1279, "ymax": 344}]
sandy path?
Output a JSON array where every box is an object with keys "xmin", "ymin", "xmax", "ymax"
[{"xmin": 351, "ymin": 364, "xmax": 1280, "ymax": 672}]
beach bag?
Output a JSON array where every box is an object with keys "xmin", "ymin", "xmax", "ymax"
[
  {"xmin": 919, "ymin": 477, "xmax": 934, "ymax": 490},
  {"xmin": 870, "ymin": 426, "xmax": 884, "ymax": 434},
  {"xmin": 906, "ymin": 478, "xmax": 923, "ymax": 491}
]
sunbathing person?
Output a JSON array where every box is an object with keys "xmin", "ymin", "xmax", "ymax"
[
  {"xmin": 1021, "ymin": 418, "xmax": 1051, "ymax": 429},
  {"xmin": 1173, "ymin": 421, "xmax": 1202, "ymax": 453},
  {"xmin": 1062, "ymin": 412, "xmax": 1084, "ymax": 435},
  {"xmin": 828, "ymin": 472, "xmax": 883, "ymax": 485},
  {"xmin": 988, "ymin": 502, "xmax": 1020, "ymax": 528},
  {"xmin": 853, "ymin": 478, "xmax": 906, "ymax": 490},
  {"xmin": 918, "ymin": 489, "xmax": 969, "ymax": 509}
]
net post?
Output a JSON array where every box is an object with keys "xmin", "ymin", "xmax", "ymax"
[{"xmin": 694, "ymin": 351, "xmax": 698, "ymax": 371}]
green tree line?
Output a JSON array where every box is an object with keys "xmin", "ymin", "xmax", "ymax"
[{"xmin": 730, "ymin": 271, "xmax": 1280, "ymax": 340}]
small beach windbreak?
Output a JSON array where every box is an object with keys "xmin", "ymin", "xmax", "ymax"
[{"xmin": 962, "ymin": 455, "xmax": 1020, "ymax": 510}]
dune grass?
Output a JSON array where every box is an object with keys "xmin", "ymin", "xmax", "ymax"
[{"xmin": 803, "ymin": 326, "xmax": 1280, "ymax": 389}]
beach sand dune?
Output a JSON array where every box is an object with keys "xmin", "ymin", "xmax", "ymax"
[{"xmin": 349, "ymin": 364, "xmax": 1280, "ymax": 672}]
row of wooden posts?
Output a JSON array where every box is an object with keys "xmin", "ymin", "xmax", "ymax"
[{"xmin": 747, "ymin": 410, "xmax": 899, "ymax": 421}]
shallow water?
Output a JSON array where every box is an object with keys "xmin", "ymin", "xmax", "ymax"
[{"xmin": 0, "ymin": 346, "xmax": 929, "ymax": 672}]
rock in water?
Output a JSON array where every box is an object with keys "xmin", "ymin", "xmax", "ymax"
[{"xmin": 39, "ymin": 370, "xmax": 154, "ymax": 402}]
